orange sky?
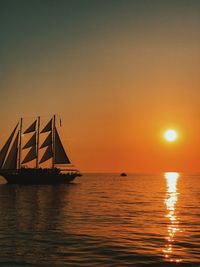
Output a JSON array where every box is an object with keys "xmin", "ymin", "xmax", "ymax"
[{"xmin": 0, "ymin": 1, "xmax": 199, "ymax": 172}]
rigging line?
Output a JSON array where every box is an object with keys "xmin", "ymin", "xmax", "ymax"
[{"xmin": 55, "ymin": 114, "xmax": 62, "ymax": 127}]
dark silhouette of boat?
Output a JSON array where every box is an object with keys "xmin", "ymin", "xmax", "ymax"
[
  {"xmin": 120, "ymin": 172, "xmax": 127, "ymax": 177},
  {"xmin": 0, "ymin": 115, "xmax": 81, "ymax": 184}
]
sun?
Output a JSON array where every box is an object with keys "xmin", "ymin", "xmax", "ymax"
[{"xmin": 164, "ymin": 129, "xmax": 178, "ymax": 142}]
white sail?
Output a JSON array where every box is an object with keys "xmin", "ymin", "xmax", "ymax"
[
  {"xmin": 40, "ymin": 119, "xmax": 52, "ymax": 133},
  {"xmin": 0, "ymin": 123, "xmax": 19, "ymax": 168},
  {"xmin": 23, "ymin": 120, "xmax": 37, "ymax": 134},
  {"xmin": 40, "ymin": 132, "xmax": 52, "ymax": 148},
  {"xmin": 21, "ymin": 146, "xmax": 36, "ymax": 164},
  {"xmin": 23, "ymin": 133, "xmax": 36, "ymax": 149},
  {"xmin": 54, "ymin": 128, "xmax": 71, "ymax": 164},
  {"xmin": 3, "ymin": 132, "xmax": 19, "ymax": 169},
  {"xmin": 39, "ymin": 145, "xmax": 53, "ymax": 164}
]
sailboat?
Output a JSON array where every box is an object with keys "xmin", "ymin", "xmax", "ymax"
[{"xmin": 0, "ymin": 115, "xmax": 81, "ymax": 184}]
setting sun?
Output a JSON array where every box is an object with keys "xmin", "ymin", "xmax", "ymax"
[{"xmin": 164, "ymin": 129, "xmax": 178, "ymax": 142}]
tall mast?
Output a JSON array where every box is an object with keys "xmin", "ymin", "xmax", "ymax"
[
  {"xmin": 52, "ymin": 114, "xmax": 56, "ymax": 169},
  {"xmin": 36, "ymin": 116, "xmax": 40, "ymax": 168},
  {"xmin": 18, "ymin": 118, "xmax": 23, "ymax": 169}
]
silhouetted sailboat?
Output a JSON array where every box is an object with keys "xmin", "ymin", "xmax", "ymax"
[
  {"xmin": 120, "ymin": 172, "xmax": 127, "ymax": 177},
  {"xmin": 0, "ymin": 115, "xmax": 81, "ymax": 184}
]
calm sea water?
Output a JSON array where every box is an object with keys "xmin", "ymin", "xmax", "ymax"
[{"xmin": 0, "ymin": 173, "xmax": 199, "ymax": 267}]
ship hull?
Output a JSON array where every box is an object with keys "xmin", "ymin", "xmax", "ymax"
[{"xmin": 0, "ymin": 169, "xmax": 80, "ymax": 185}]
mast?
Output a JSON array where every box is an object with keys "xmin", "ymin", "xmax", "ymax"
[
  {"xmin": 18, "ymin": 118, "xmax": 23, "ymax": 169},
  {"xmin": 52, "ymin": 114, "xmax": 56, "ymax": 169},
  {"xmin": 36, "ymin": 116, "xmax": 40, "ymax": 168}
]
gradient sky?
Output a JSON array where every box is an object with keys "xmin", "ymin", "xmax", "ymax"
[{"xmin": 0, "ymin": 0, "xmax": 200, "ymax": 172}]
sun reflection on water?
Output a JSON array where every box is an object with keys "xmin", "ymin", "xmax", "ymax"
[{"xmin": 163, "ymin": 172, "xmax": 182, "ymax": 263}]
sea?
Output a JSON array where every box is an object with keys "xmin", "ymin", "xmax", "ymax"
[{"xmin": 0, "ymin": 173, "xmax": 199, "ymax": 267}]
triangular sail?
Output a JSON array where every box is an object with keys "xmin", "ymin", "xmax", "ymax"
[
  {"xmin": 40, "ymin": 132, "xmax": 52, "ymax": 149},
  {"xmin": 39, "ymin": 145, "xmax": 53, "ymax": 164},
  {"xmin": 0, "ymin": 123, "xmax": 19, "ymax": 168},
  {"xmin": 21, "ymin": 146, "xmax": 36, "ymax": 164},
  {"xmin": 40, "ymin": 119, "xmax": 52, "ymax": 133},
  {"xmin": 55, "ymin": 128, "xmax": 71, "ymax": 164},
  {"xmin": 23, "ymin": 133, "xmax": 36, "ymax": 149},
  {"xmin": 23, "ymin": 120, "xmax": 37, "ymax": 134},
  {"xmin": 3, "ymin": 132, "xmax": 19, "ymax": 169}
]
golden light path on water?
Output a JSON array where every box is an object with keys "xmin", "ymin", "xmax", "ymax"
[{"xmin": 163, "ymin": 172, "xmax": 182, "ymax": 263}]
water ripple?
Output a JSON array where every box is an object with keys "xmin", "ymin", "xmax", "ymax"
[{"xmin": 0, "ymin": 173, "xmax": 199, "ymax": 266}]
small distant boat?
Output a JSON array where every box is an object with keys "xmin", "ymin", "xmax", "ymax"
[
  {"xmin": 120, "ymin": 172, "xmax": 127, "ymax": 177},
  {"xmin": 0, "ymin": 115, "xmax": 81, "ymax": 184}
]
